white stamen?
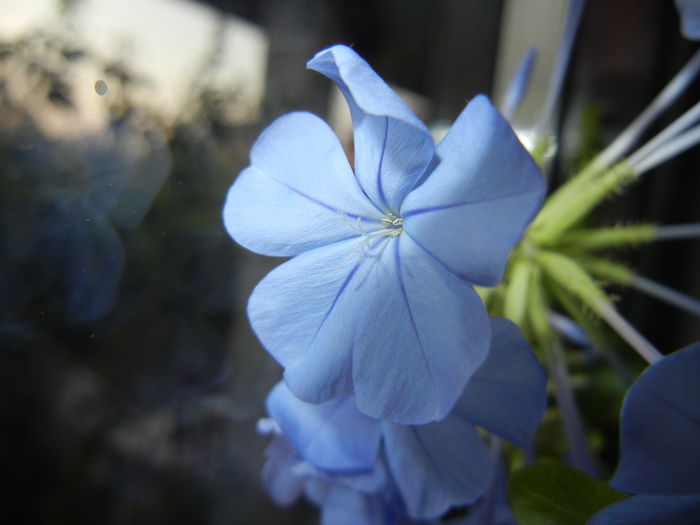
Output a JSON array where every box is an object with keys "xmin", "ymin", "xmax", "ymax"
[
  {"xmin": 630, "ymin": 123, "xmax": 700, "ymax": 175},
  {"xmin": 627, "ymin": 100, "xmax": 700, "ymax": 171},
  {"xmin": 595, "ymin": 300, "xmax": 662, "ymax": 364},
  {"xmin": 630, "ymin": 275, "xmax": 700, "ymax": 318},
  {"xmin": 339, "ymin": 211, "xmax": 404, "ymax": 286},
  {"xmin": 654, "ymin": 223, "xmax": 700, "ymax": 240}
]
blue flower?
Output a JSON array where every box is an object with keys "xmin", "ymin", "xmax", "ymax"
[
  {"xmin": 260, "ymin": 425, "xmax": 400, "ymax": 525},
  {"xmin": 265, "ymin": 318, "xmax": 547, "ymax": 520},
  {"xmin": 224, "ymin": 44, "xmax": 544, "ymax": 424},
  {"xmin": 588, "ymin": 343, "xmax": 700, "ymax": 525}
]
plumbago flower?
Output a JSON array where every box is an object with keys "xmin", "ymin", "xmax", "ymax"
[
  {"xmin": 260, "ymin": 431, "xmax": 398, "ymax": 525},
  {"xmin": 224, "ymin": 44, "xmax": 545, "ymax": 424},
  {"xmin": 262, "ymin": 318, "xmax": 547, "ymax": 521},
  {"xmin": 587, "ymin": 343, "xmax": 700, "ymax": 525}
]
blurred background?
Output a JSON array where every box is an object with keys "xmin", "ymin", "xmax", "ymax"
[{"xmin": 0, "ymin": 0, "xmax": 698, "ymax": 523}]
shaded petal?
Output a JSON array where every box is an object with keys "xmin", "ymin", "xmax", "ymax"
[
  {"xmin": 588, "ymin": 495, "xmax": 700, "ymax": 525},
  {"xmin": 611, "ymin": 343, "xmax": 700, "ymax": 495},
  {"xmin": 261, "ymin": 436, "xmax": 306, "ymax": 506},
  {"xmin": 455, "ymin": 317, "xmax": 547, "ymax": 448},
  {"xmin": 304, "ymin": 460, "xmax": 388, "ymax": 506},
  {"xmin": 382, "ymin": 415, "xmax": 494, "ymax": 519},
  {"xmin": 267, "ymin": 382, "xmax": 381, "ymax": 471},
  {"xmin": 402, "ymin": 95, "xmax": 545, "ymax": 286},
  {"xmin": 353, "ymin": 234, "xmax": 490, "ymax": 424},
  {"xmin": 224, "ymin": 112, "xmax": 380, "ymax": 256},
  {"xmin": 308, "ymin": 45, "xmax": 435, "ymax": 212},
  {"xmin": 460, "ymin": 462, "xmax": 518, "ymax": 525},
  {"xmin": 321, "ymin": 487, "xmax": 391, "ymax": 525},
  {"xmin": 248, "ymin": 237, "xmax": 365, "ymax": 403},
  {"xmin": 336, "ymin": 460, "xmax": 388, "ymax": 495}
]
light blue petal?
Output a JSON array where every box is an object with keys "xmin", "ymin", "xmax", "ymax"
[
  {"xmin": 261, "ymin": 436, "xmax": 306, "ymax": 506},
  {"xmin": 305, "ymin": 461, "xmax": 389, "ymax": 507},
  {"xmin": 588, "ymin": 495, "xmax": 700, "ymax": 525},
  {"xmin": 336, "ymin": 459, "xmax": 388, "ymax": 495},
  {"xmin": 321, "ymin": 487, "xmax": 391, "ymax": 525},
  {"xmin": 382, "ymin": 414, "xmax": 495, "ymax": 519},
  {"xmin": 352, "ymin": 234, "xmax": 491, "ymax": 424},
  {"xmin": 454, "ymin": 317, "xmax": 547, "ymax": 448},
  {"xmin": 308, "ymin": 45, "xmax": 436, "ymax": 212},
  {"xmin": 611, "ymin": 343, "xmax": 700, "ymax": 495},
  {"xmin": 224, "ymin": 112, "xmax": 381, "ymax": 256},
  {"xmin": 248, "ymin": 237, "xmax": 365, "ymax": 403},
  {"xmin": 250, "ymin": 232, "xmax": 490, "ymax": 424},
  {"xmin": 303, "ymin": 476, "xmax": 329, "ymax": 507},
  {"xmin": 267, "ymin": 382, "xmax": 381, "ymax": 472},
  {"xmin": 401, "ymin": 95, "xmax": 545, "ymax": 287},
  {"xmin": 676, "ymin": 0, "xmax": 700, "ymax": 40}
]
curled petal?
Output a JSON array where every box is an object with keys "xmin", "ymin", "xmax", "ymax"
[
  {"xmin": 353, "ymin": 234, "xmax": 491, "ymax": 424},
  {"xmin": 321, "ymin": 487, "xmax": 391, "ymax": 525},
  {"xmin": 308, "ymin": 45, "xmax": 436, "ymax": 212},
  {"xmin": 224, "ymin": 112, "xmax": 380, "ymax": 256},
  {"xmin": 266, "ymin": 382, "xmax": 381, "ymax": 472},
  {"xmin": 402, "ymin": 95, "xmax": 545, "ymax": 286},
  {"xmin": 611, "ymin": 343, "xmax": 700, "ymax": 495},
  {"xmin": 455, "ymin": 317, "xmax": 547, "ymax": 448},
  {"xmin": 382, "ymin": 415, "xmax": 494, "ymax": 519}
]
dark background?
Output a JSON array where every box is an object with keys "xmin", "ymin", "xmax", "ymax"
[{"xmin": 1, "ymin": 0, "xmax": 698, "ymax": 523}]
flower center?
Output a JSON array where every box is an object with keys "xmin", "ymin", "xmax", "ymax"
[{"xmin": 380, "ymin": 212, "xmax": 404, "ymax": 237}]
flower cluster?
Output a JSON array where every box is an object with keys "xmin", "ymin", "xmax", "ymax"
[
  {"xmin": 223, "ymin": 44, "xmax": 548, "ymax": 521},
  {"xmin": 260, "ymin": 317, "xmax": 545, "ymax": 522}
]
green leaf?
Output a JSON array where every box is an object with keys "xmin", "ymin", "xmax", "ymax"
[{"xmin": 509, "ymin": 461, "xmax": 628, "ymax": 525}]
